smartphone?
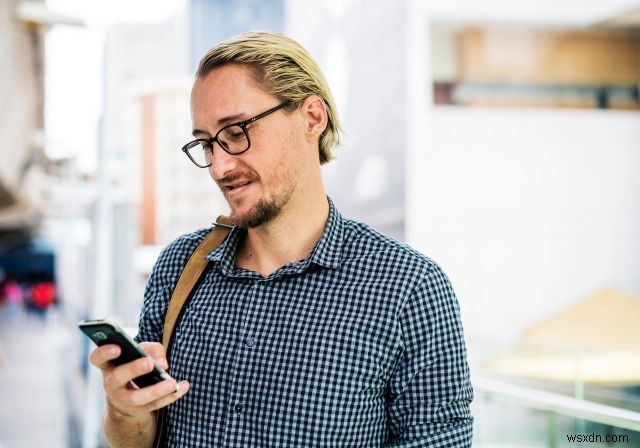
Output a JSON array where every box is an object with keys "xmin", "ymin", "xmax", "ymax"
[{"xmin": 78, "ymin": 318, "xmax": 171, "ymax": 388}]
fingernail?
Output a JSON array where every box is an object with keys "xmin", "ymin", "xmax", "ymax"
[{"xmin": 163, "ymin": 380, "xmax": 178, "ymax": 393}]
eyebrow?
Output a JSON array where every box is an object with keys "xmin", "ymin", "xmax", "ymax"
[{"xmin": 192, "ymin": 112, "xmax": 247, "ymax": 137}]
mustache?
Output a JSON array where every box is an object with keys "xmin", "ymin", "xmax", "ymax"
[{"xmin": 216, "ymin": 171, "xmax": 259, "ymax": 185}]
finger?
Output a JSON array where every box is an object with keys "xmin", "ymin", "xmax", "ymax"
[
  {"xmin": 116, "ymin": 378, "xmax": 181, "ymax": 409},
  {"xmin": 104, "ymin": 357, "xmax": 155, "ymax": 394},
  {"xmin": 89, "ymin": 344, "xmax": 121, "ymax": 370},
  {"xmin": 108, "ymin": 380, "xmax": 189, "ymax": 418},
  {"xmin": 139, "ymin": 342, "xmax": 169, "ymax": 371},
  {"xmin": 145, "ymin": 381, "xmax": 191, "ymax": 412}
]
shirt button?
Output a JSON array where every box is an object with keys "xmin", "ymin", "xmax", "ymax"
[
  {"xmin": 245, "ymin": 337, "xmax": 256, "ymax": 348},
  {"xmin": 234, "ymin": 402, "xmax": 244, "ymax": 414}
]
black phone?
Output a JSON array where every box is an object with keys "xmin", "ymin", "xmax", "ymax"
[{"xmin": 78, "ymin": 318, "xmax": 171, "ymax": 388}]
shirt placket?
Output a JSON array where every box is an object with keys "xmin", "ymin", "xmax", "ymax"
[{"xmin": 221, "ymin": 275, "xmax": 268, "ymax": 447}]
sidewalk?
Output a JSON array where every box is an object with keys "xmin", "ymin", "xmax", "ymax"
[{"xmin": 0, "ymin": 312, "xmax": 81, "ymax": 448}]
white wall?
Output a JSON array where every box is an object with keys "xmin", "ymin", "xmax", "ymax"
[{"xmin": 407, "ymin": 106, "xmax": 640, "ymax": 340}]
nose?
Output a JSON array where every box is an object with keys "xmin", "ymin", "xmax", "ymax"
[{"xmin": 209, "ymin": 142, "xmax": 240, "ymax": 179}]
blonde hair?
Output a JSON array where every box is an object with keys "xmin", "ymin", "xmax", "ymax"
[{"xmin": 196, "ymin": 31, "xmax": 342, "ymax": 164}]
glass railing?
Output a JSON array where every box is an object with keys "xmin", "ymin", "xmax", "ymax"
[{"xmin": 471, "ymin": 337, "xmax": 640, "ymax": 447}]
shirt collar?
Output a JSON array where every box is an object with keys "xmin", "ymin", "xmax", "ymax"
[
  {"xmin": 205, "ymin": 196, "xmax": 344, "ymax": 277},
  {"xmin": 306, "ymin": 196, "xmax": 343, "ymax": 270}
]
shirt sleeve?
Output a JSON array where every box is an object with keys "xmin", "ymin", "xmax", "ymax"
[{"xmin": 384, "ymin": 263, "xmax": 474, "ymax": 447}]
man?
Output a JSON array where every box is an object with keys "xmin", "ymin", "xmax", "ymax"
[{"xmin": 90, "ymin": 31, "xmax": 473, "ymax": 447}]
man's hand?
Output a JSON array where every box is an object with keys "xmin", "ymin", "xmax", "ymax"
[
  {"xmin": 89, "ymin": 342, "xmax": 189, "ymax": 447},
  {"xmin": 90, "ymin": 341, "xmax": 190, "ymax": 418},
  {"xmin": 89, "ymin": 341, "xmax": 190, "ymax": 448}
]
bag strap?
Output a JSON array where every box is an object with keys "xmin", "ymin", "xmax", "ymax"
[
  {"xmin": 161, "ymin": 215, "xmax": 233, "ymax": 352},
  {"xmin": 154, "ymin": 215, "xmax": 233, "ymax": 448}
]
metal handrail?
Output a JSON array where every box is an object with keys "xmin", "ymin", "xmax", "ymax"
[{"xmin": 474, "ymin": 375, "xmax": 640, "ymax": 432}]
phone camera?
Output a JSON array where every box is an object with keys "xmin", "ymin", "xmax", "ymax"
[{"xmin": 93, "ymin": 331, "xmax": 108, "ymax": 341}]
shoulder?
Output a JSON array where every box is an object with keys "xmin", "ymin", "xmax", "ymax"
[
  {"xmin": 338, "ymin": 217, "xmax": 457, "ymax": 309},
  {"xmin": 342, "ymin": 218, "xmax": 441, "ymax": 277},
  {"xmin": 137, "ymin": 227, "xmax": 214, "ymax": 340},
  {"xmin": 151, "ymin": 227, "xmax": 213, "ymax": 280}
]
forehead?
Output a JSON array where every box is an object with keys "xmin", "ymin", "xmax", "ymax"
[{"xmin": 190, "ymin": 64, "xmax": 272, "ymax": 117}]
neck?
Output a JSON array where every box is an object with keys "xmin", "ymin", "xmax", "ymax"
[{"xmin": 235, "ymin": 190, "xmax": 330, "ymax": 277}]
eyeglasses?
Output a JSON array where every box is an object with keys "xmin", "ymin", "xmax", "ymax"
[{"xmin": 181, "ymin": 101, "xmax": 290, "ymax": 168}]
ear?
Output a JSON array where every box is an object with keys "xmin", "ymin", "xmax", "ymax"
[{"xmin": 300, "ymin": 95, "xmax": 328, "ymax": 142}]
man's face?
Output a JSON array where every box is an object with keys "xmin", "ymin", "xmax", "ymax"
[{"xmin": 190, "ymin": 64, "xmax": 304, "ymax": 228}]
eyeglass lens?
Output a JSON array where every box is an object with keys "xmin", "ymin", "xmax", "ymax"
[{"xmin": 186, "ymin": 124, "xmax": 248, "ymax": 167}]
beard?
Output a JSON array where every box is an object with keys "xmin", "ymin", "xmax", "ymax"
[
  {"xmin": 220, "ymin": 169, "xmax": 296, "ymax": 229},
  {"xmin": 217, "ymin": 131, "xmax": 300, "ymax": 229},
  {"xmin": 232, "ymin": 198, "xmax": 282, "ymax": 229}
]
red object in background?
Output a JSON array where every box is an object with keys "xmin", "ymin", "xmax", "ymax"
[{"xmin": 30, "ymin": 282, "xmax": 56, "ymax": 309}]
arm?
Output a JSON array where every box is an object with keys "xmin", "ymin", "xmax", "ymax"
[
  {"xmin": 99, "ymin": 232, "xmax": 204, "ymax": 446},
  {"xmin": 385, "ymin": 264, "xmax": 474, "ymax": 447},
  {"xmin": 89, "ymin": 342, "xmax": 190, "ymax": 448},
  {"xmin": 104, "ymin": 400, "xmax": 155, "ymax": 448}
]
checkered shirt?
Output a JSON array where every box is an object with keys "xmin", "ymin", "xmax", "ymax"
[{"xmin": 136, "ymin": 198, "xmax": 473, "ymax": 447}]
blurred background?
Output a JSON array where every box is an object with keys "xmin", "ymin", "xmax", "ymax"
[{"xmin": 0, "ymin": 0, "xmax": 639, "ymax": 446}]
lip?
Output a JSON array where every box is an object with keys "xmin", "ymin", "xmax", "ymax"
[{"xmin": 226, "ymin": 181, "xmax": 252, "ymax": 196}]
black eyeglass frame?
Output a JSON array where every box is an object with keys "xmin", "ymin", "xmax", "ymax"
[{"xmin": 181, "ymin": 101, "xmax": 291, "ymax": 168}]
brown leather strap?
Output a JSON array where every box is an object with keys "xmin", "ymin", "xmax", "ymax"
[
  {"xmin": 161, "ymin": 215, "xmax": 233, "ymax": 351},
  {"xmin": 154, "ymin": 215, "xmax": 233, "ymax": 448}
]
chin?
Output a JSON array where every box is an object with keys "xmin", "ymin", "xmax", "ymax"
[{"xmin": 230, "ymin": 199, "xmax": 281, "ymax": 229}]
